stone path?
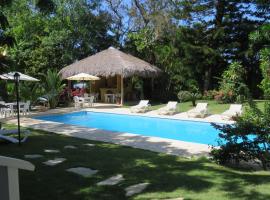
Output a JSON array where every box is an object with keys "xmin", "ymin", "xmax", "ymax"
[
  {"xmin": 43, "ymin": 158, "xmax": 66, "ymax": 166},
  {"xmin": 97, "ymin": 174, "xmax": 124, "ymax": 186},
  {"xmin": 66, "ymin": 167, "xmax": 98, "ymax": 177},
  {"xmin": 44, "ymin": 149, "xmax": 60, "ymax": 153},
  {"xmin": 24, "ymin": 154, "xmax": 43, "ymax": 159},
  {"xmin": 64, "ymin": 145, "xmax": 77, "ymax": 149},
  {"xmin": 125, "ymin": 182, "xmax": 150, "ymax": 197},
  {"xmin": 83, "ymin": 143, "xmax": 95, "ymax": 147}
]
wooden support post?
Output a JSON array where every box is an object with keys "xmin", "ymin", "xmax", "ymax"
[{"xmin": 121, "ymin": 75, "xmax": 124, "ymax": 106}]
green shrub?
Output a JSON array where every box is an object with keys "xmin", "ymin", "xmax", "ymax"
[
  {"xmin": 211, "ymin": 101, "xmax": 270, "ymax": 170},
  {"xmin": 203, "ymin": 90, "xmax": 218, "ymax": 100}
]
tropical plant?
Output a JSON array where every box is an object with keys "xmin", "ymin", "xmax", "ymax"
[
  {"xmin": 42, "ymin": 69, "xmax": 65, "ymax": 109},
  {"xmin": 177, "ymin": 82, "xmax": 202, "ymax": 106},
  {"xmin": 20, "ymin": 82, "xmax": 43, "ymax": 106},
  {"xmin": 211, "ymin": 101, "xmax": 270, "ymax": 170},
  {"xmin": 131, "ymin": 76, "xmax": 144, "ymax": 99},
  {"xmin": 218, "ymin": 61, "xmax": 249, "ymax": 103}
]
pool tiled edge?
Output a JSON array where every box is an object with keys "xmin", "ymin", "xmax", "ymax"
[{"xmin": 7, "ymin": 117, "xmax": 211, "ymax": 157}]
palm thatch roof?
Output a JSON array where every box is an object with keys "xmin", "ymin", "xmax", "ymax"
[{"xmin": 59, "ymin": 47, "xmax": 162, "ymax": 79}]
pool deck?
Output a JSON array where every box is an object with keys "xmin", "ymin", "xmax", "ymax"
[{"xmin": 4, "ymin": 105, "xmax": 234, "ymax": 157}]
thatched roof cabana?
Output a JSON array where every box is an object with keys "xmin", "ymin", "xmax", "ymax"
[
  {"xmin": 59, "ymin": 47, "xmax": 162, "ymax": 105},
  {"xmin": 59, "ymin": 47, "xmax": 161, "ymax": 79}
]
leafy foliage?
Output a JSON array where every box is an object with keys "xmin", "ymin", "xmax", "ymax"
[
  {"xmin": 259, "ymin": 48, "xmax": 270, "ymax": 99},
  {"xmin": 177, "ymin": 82, "xmax": 202, "ymax": 106},
  {"xmin": 218, "ymin": 61, "xmax": 249, "ymax": 103},
  {"xmin": 211, "ymin": 101, "xmax": 270, "ymax": 170},
  {"xmin": 42, "ymin": 69, "xmax": 65, "ymax": 109},
  {"xmin": 5, "ymin": 0, "xmax": 113, "ymax": 75}
]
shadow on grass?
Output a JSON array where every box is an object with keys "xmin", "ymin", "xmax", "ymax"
[{"xmin": 0, "ymin": 130, "xmax": 270, "ymax": 200}]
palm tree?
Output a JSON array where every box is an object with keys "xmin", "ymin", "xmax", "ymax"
[{"xmin": 42, "ymin": 69, "xmax": 65, "ymax": 109}]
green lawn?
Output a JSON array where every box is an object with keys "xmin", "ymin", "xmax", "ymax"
[
  {"xmin": 124, "ymin": 100, "xmax": 268, "ymax": 114},
  {"xmin": 0, "ymin": 129, "xmax": 270, "ymax": 200}
]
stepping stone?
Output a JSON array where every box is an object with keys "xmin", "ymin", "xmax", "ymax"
[
  {"xmin": 64, "ymin": 145, "xmax": 77, "ymax": 149},
  {"xmin": 83, "ymin": 143, "xmax": 95, "ymax": 147},
  {"xmin": 66, "ymin": 167, "xmax": 98, "ymax": 177},
  {"xmin": 97, "ymin": 174, "xmax": 124, "ymax": 186},
  {"xmin": 24, "ymin": 154, "xmax": 43, "ymax": 159},
  {"xmin": 43, "ymin": 158, "xmax": 66, "ymax": 166},
  {"xmin": 44, "ymin": 149, "xmax": 60, "ymax": 153},
  {"xmin": 125, "ymin": 183, "xmax": 149, "ymax": 197}
]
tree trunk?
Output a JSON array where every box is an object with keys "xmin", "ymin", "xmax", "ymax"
[{"xmin": 203, "ymin": 67, "xmax": 212, "ymax": 92}]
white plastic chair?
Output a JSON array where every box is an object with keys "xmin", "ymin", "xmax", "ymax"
[
  {"xmin": 22, "ymin": 101, "xmax": 30, "ymax": 115},
  {"xmin": 73, "ymin": 96, "xmax": 83, "ymax": 108}
]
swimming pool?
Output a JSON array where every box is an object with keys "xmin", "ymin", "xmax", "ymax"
[{"xmin": 35, "ymin": 111, "xmax": 222, "ymax": 146}]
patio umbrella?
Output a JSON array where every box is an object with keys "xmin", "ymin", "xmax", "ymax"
[
  {"xmin": 66, "ymin": 73, "xmax": 100, "ymax": 93},
  {"xmin": 66, "ymin": 73, "xmax": 100, "ymax": 81},
  {"xmin": 0, "ymin": 72, "xmax": 39, "ymax": 145}
]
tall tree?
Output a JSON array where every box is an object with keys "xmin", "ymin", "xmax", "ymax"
[{"xmin": 4, "ymin": 0, "xmax": 114, "ymax": 75}]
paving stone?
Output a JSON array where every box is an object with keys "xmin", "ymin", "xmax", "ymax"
[
  {"xmin": 83, "ymin": 143, "xmax": 95, "ymax": 147},
  {"xmin": 125, "ymin": 182, "xmax": 149, "ymax": 197},
  {"xmin": 66, "ymin": 167, "xmax": 98, "ymax": 177},
  {"xmin": 44, "ymin": 149, "xmax": 60, "ymax": 153},
  {"xmin": 43, "ymin": 158, "xmax": 66, "ymax": 166},
  {"xmin": 64, "ymin": 145, "xmax": 77, "ymax": 149},
  {"xmin": 97, "ymin": 174, "xmax": 124, "ymax": 186},
  {"xmin": 24, "ymin": 154, "xmax": 43, "ymax": 159}
]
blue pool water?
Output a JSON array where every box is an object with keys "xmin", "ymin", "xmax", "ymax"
[{"xmin": 35, "ymin": 111, "xmax": 222, "ymax": 146}]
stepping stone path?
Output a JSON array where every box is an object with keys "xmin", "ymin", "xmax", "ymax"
[
  {"xmin": 43, "ymin": 158, "xmax": 66, "ymax": 166},
  {"xmin": 24, "ymin": 154, "xmax": 43, "ymax": 159},
  {"xmin": 64, "ymin": 145, "xmax": 77, "ymax": 149},
  {"xmin": 66, "ymin": 167, "xmax": 98, "ymax": 178},
  {"xmin": 125, "ymin": 183, "xmax": 149, "ymax": 197},
  {"xmin": 83, "ymin": 143, "xmax": 95, "ymax": 147},
  {"xmin": 97, "ymin": 174, "xmax": 124, "ymax": 186},
  {"xmin": 44, "ymin": 149, "xmax": 60, "ymax": 153}
]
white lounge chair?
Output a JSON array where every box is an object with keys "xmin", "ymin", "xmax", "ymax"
[
  {"xmin": 0, "ymin": 156, "xmax": 35, "ymax": 200},
  {"xmin": 0, "ymin": 129, "xmax": 30, "ymax": 143},
  {"xmin": 130, "ymin": 100, "xmax": 150, "ymax": 113},
  {"xmin": 187, "ymin": 103, "xmax": 208, "ymax": 118},
  {"xmin": 157, "ymin": 101, "xmax": 178, "ymax": 115},
  {"xmin": 221, "ymin": 104, "xmax": 243, "ymax": 120}
]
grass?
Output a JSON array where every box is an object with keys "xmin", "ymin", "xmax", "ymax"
[
  {"xmin": 1, "ymin": 128, "xmax": 270, "ymax": 200},
  {"xmin": 124, "ymin": 100, "xmax": 268, "ymax": 114}
]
